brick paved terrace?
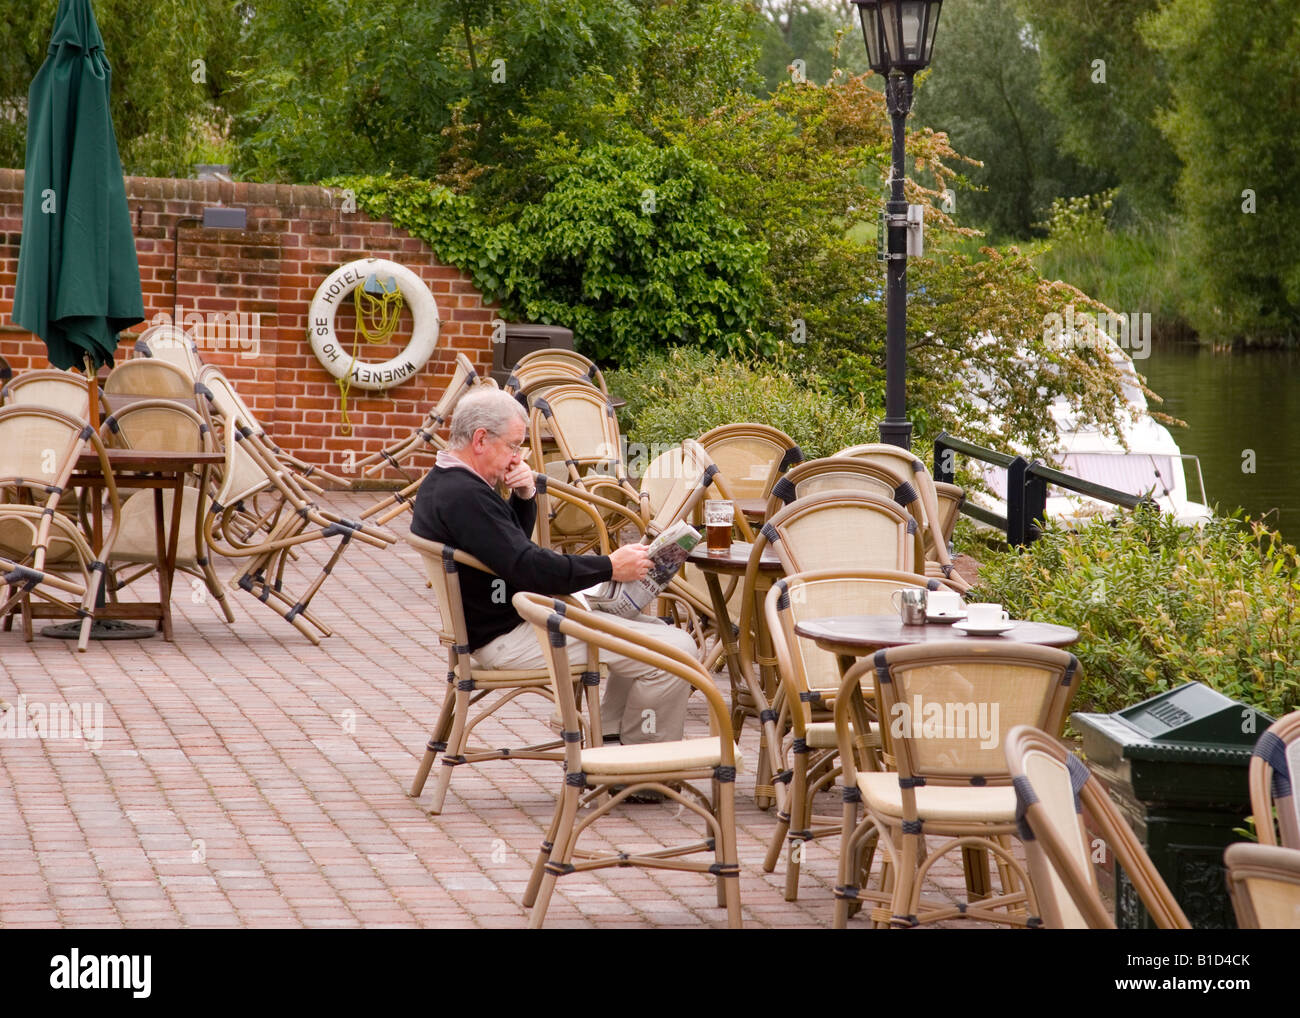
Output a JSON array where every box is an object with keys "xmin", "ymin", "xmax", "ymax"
[{"xmin": 0, "ymin": 494, "xmax": 992, "ymax": 929}]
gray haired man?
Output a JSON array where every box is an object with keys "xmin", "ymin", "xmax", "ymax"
[{"xmin": 411, "ymin": 387, "xmax": 694, "ymax": 745}]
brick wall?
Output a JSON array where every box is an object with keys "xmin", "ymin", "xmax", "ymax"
[{"xmin": 0, "ymin": 168, "xmax": 496, "ymax": 485}]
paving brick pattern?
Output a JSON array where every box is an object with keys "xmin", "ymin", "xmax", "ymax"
[{"xmin": 0, "ymin": 494, "xmax": 998, "ymax": 929}]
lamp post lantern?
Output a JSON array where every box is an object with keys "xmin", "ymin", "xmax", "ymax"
[{"xmin": 852, "ymin": 0, "xmax": 944, "ymax": 450}]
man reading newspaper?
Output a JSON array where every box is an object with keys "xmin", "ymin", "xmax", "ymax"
[{"xmin": 411, "ymin": 387, "xmax": 697, "ymax": 747}]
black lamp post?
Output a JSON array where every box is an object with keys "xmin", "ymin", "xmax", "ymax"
[{"xmin": 852, "ymin": 0, "xmax": 944, "ymax": 450}]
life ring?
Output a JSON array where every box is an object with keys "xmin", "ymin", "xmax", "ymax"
[{"xmin": 307, "ymin": 258, "xmax": 440, "ymax": 390}]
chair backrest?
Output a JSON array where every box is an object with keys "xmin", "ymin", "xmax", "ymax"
[
  {"xmin": 1005, "ymin": 725, "xmax": 1191, "ymax": 929},
  {"xmin": 0, "ymin": 405, "xmax": 118, "ymax": 562},
  {"xmin": 405, "ymin": 532, "xmax": 497, "ymax": 649},
  {"xmin": 766, "ymin": 569, "xmax": 937, "ymax": 733},
  {"xmin": 933, "ymin": 481, "xmax": 965, "ymax": 547},
  {"xmin": 2, "ymin": 369, "xmax": 98, "ymax": 420},
  {"xmin": 1224, "ymin": 842, "xmax": 1300, "ymax": 929},
  {"xmin": 639, "ymin": 438, "xmax": 720, "ymax": 534},
  {"xmin": 513, "ymin": 591, "xmax": 734, "ymax": 770},
  {"xmin": 134, "ymin": 323, "xmax": 204, "ymax": 380},
  {"xmin": 431, "ymin": 352, "xmax": 483, "ymax": 428},
  {"xmin": 837, "ymin": 442, "xmax": 957, "ymax": 574},
  {"xmin": 0, "ymin": 404, "xmax": 95, "ymax": 493},
  {"xmin": 1249, "ymin": 710, "xmax": 1300, "ymax": 848},
  {"xmin": 103, "ymin": 358, "xmax": 194, "ymax": 399},
  {"xmin": 197, "ymin": 366, "xmax": 273, "ymax": 506},
  {"xmin": 762, "ymin": 490, "xmax": 918, "ymax": 574},
  {"xmin": 767, "ymin": 456, "xmax": 911, "ymax": 515},
  {"xmin": 530, "ymin": 382, "xmax": 627, "ymax": 483},
  {"xmin": 699, "ymin": 423, "xmax": 803, "ymax": 502},
  {"xmin": 101, "ymin": 399, "xmax": 210, "ymax": 455},
  {"xmin": 510, "ymin": 349, "xmax": 608, "ymax": 395},
  {"xmin": 874, "ymin": 641, "xmax": 1079, "ymax": 786}
]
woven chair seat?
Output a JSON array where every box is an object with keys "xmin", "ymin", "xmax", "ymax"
[
  {"xmin": 805, "ymin": 720, "xmax": 876, "ymax": 750},
  {"xmin": 857, "ymin": 772, "xmax": 1017, "ymax": 823},
  {"xmin": 581, "ymin": 736, "xmax": 743, "ymax": 777}
]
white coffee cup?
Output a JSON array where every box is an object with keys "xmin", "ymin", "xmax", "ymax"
[
  {"xmin": 928, "ymin": 590, "xmax": 964, "ymax": 617},
  {"xmin": 966, "ymin": 602, "xmax": 1010, "ymax": 627}
]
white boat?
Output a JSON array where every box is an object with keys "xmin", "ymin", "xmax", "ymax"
[{"xmin": 970, "ymin": 339, "xmax": 1212, "ymax": 528}]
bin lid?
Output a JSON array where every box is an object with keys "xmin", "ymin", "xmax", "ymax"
[{"xmin": 1073, "ymin": 681, "xmax": 1273, "ymax": 764}]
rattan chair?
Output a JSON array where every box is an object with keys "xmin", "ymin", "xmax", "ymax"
[
  {"xmin": 100, "ymin": 399, "xmax": 234, "ymax": 624},
  {"xmin": 1249, "ymin": 710, "xmax": 1300, "ymax": 848},
  {"xmin": 832, "ymin": 641, "xmax": 1081, "ymax": 928},
  {"xmin": 201, "ymin": 386, "xmax": 395, "ymax": 644},
  {"xmin": 1005, "ymin": 725, "xmax": 1191, "ymax": 929},
  {"xmin": 133, "ymin": 323, "xmax": 205, "ymax": 381},
  {"xmin": 104, "ymin": 358, "xmax": 194, "ymax": 400},
  {"xmin": 699, "ymin": 422, "xmax": 803, "ymax": 505},
  {"xmin": 0, "ymin": 405, "xmax": 120, "ymax": 651},
  {"xmin": 404, "ymin": 534, "xmax": 606, "ymax": 816},
  {"xmin": 836, "ymin": 443, "xmax": 968, "ymax": 592},
  {"xmin": 508, "ymin": 349, "xmax": 609, "ymax": 396},
  {"xmin": 1224, "ymin": 842, "xmax": 1300, "ymax": 929},
  {"xmin": 764, "ymin": 569, "xmax": 938, "ymax": 901},
  {"xmin": 514, "ymin": 591, "xmax": 742, "ymax": 928},
  {"xmin": 2, "ymin": 369, "xmax": 105, "ymax": 420},
  {"xmin": 528, "ymin": 383, "xmax": 647, "ymax": 551},
  {"xmin": 197, "ymin": 365, "xmax": 348, "ymax": 495}
]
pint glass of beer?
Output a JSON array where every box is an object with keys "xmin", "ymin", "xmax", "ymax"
[{"xmin": 704, "ymin": 500, "xmax": 734, "ymax": 555}]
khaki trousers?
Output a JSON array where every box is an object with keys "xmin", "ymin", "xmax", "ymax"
[{"xmin": 473, "ymin": 614, "xmax": 696, "ymax": 744}]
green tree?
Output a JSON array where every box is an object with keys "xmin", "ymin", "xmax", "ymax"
[
  {"xmin": 754, "ymin": 0, "xmax": 869, "ymax": 93},
  {"xmin": 0, "ymin": 0, "xmax": 246, "ymax": 177},
  {"xmin": 912, "ymin": 0, "xmax": 1110, "ymax": 238},
  {"xmin": 1143, "ymin": 0, "xmax": 1300, "ymax": 344},
  {"xmin": 1014, "ymin": 0, "xmax": 1179, "ymax": 222}
]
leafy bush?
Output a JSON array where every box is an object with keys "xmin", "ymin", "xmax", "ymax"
[
  {"xmin": 609, "ymin": 347, "xmax": 881, "ymax": 462},
  {"xmin": 973, "ymin": 508, "xmax": 1300, "ymax": 719}
]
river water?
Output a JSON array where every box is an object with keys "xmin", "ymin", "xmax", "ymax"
[{"xmin": 1138, "ymin": 343, "xmax": 1300, "ymax": 543}]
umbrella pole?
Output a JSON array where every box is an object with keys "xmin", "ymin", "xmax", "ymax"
[{"xmin": 84, "ymin": 354, "xmax": 100, "ymax": 430}]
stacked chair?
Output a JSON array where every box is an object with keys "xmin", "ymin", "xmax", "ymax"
[
  {"xmin": 99, "ymin": 398, "xmax": 235, "ymax": 624},
  {"xmin": 200, "ymin": 368, "xmax": 396, "ymax": 644},
  {"xmin": 836, "ymin": 443, "xmax": 969, "ymax": 592}
]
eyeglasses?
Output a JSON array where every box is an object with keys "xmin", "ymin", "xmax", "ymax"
[{"xmin": 492, "ymin": 433, "xmax": 525, "ymax": 456}]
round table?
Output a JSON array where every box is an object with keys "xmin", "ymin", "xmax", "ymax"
[{"xmin": 794, "ymin": 615, "xmax": 1079, "ymax": 655}]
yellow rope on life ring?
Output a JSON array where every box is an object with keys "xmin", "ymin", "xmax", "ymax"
[{"xmin": 337, "ymin": 276, "xmax": 404, "ymax": 436}]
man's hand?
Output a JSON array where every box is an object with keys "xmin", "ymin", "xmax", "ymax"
[
  {"xmin": 503, "ymin": 461, "xmax": 536, "ymax": 499},
  {"xmin": 608, "ymin": 543, "xmax": 652, "ymax": 582}
]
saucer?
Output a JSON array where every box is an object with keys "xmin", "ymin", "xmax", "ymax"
[
  {"xmin": 952, "ymin": 619, "xmax": 1017, "ymax": 637},
  {"xmin": 926, "ymin": 610, "xmax": 967, "ymax": 625}
]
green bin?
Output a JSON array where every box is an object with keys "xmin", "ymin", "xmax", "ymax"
[{"xmin": 1071, "ymin": 681, "xmax": 1273, "ymax": 929}]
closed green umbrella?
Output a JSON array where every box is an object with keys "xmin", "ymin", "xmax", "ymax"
[{"xmin": 11, "ymin": 0, "xmax": 143, "ymax": 371}]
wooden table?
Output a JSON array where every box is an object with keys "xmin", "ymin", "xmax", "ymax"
[
  {"xmin": 689, "ymin": 541, "xmax": 785, "ymax": 807},
  {"xmin": 795, "ymin": 615, "xmax": 1079, "ymax": 657},
  {"xmin": 39, "ymin": 448, "xmax": 226, "ymax": 642}
]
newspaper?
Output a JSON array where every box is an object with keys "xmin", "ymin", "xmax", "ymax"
[{"xmin": 575, "ymin": 520, "xmax": 701, "ymax": 619}]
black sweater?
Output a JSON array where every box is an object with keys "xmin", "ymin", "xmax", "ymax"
[{"xmin": 410, "ymin": 465, "xmax": 613, "ymax": 650}]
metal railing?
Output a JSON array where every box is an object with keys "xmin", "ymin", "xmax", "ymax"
[{"xmin": 933, "ymin": 430, "xmax": 1158, "ymax": 547}]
